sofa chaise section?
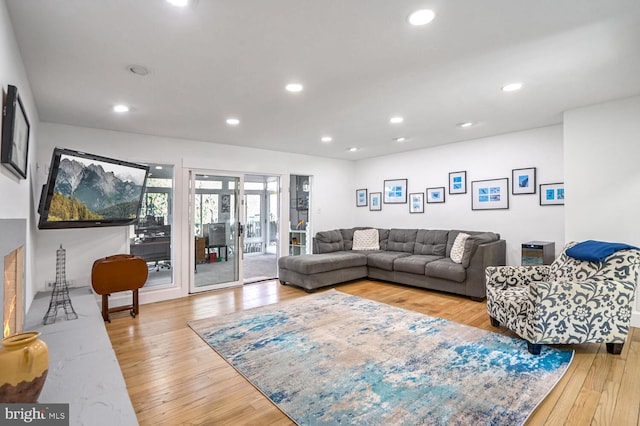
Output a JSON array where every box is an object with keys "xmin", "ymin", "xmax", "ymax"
[{"xmin": 279, "ymin": 251, "xmax": 368, "ymax": 292}]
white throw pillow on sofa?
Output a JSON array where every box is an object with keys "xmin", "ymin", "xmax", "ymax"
[
  {"xmin": 451, "ymin": 232, "xmax": 470, "ymax": 263},
  {"xmin": 352, "ymin": 229, "xmax": 380, "ymax": 251}
]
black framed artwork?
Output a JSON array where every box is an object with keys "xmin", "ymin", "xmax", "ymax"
[
  {"xmin": 1, "ymin": 85, "xmax": 30, "ymax": 179},
  {"xmin": 540, "ymin": 182, "xmax": 565, "ymax": 206},
  {"xmin": 356, "ymin": 188, "xmax": 367, "ymax": 207},
  {"xmin": 471, "ymin": 178, "xmax": 509, "ymax": 210},
  {"xmin": 409, "ymin": 193, "xmax": 424, "ymax": 213},
  {"xmin": 512, "ymin": 167, "xmax": 536, "ymax": 195},
  {"xmin": 369, "ymin": 192, "xmax": 382, "ymax": 211},
  {"xmin": 383, "ymin": 179, "xmax": 408, "ymax": 204},
  {"xmin": 448, "ymin": 171, "xmax": 466, "ymax": 194},
  {"xmin": 426, "ymin": 187, "xmax": 446, "ymax": 204}
]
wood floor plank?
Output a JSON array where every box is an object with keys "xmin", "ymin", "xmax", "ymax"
[
  {"xmin": 611, "ymin": 334, "xmax": 640, "ymax": 426},
  {"xmin": 105, "ymin": 279, "xmax": 640, "ymax": 425}
]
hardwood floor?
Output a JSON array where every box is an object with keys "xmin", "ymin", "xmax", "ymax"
[{"xmin": 105, "ymin": 280, "xmax": 640, "ymax": 425}]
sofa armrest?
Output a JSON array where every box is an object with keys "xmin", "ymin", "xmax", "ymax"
[
  {"xmin": 465, "ymin": 239, "xmax": 507, "ymax": 299},
  {"xmin": 486, "ymin": 265, "xmax": 550, "ymax": 290}
]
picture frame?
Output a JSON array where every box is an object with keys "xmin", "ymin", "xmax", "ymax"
[
  {"xmin": 448, "ymin": 171, "xmax": 466, "ymax": 194},
  {"xmin": 409, "ymin": 193, "xmax": 424, "ymax": 213},
  {"xmin": 369, "ymin": 192, "xmax": 382, "ymax": 211},
  {"xmin": 356, "ymin": 188, "xmax": 368, "ymax": 207},
  {"xmin": 296, "ymin": 195, "xmax": 309, "ymax": 210},
  {"xmin": 512, "ymin": 167, "xmax": 536, "ymax": 195},
  {"xmin": 1, "ymin": 85, "xmax": 30, "ymax": 179},
  {"xmin": 540, "ymin": 182, "xmax": 565, "ymax": 206},
  {"xmin": 383, "ymin": 179, "xmax": 408, "ymax": 204},
  {"xmin": 471, "ymin": 178, "xmax": 509, "ymax": 210},
  {"xmin": 426, "ymin": 187, "xmax": 445, "ymax": 204}
]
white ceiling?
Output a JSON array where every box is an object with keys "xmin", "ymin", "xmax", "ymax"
[{"xmin": 6, "ymin": 0, "xmax": 640, "ymax": 160}]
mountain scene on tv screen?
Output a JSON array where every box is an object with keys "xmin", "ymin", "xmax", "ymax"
[{"xmin": 48, "ymin": 156, "xmax": 145, "ymax": 221}]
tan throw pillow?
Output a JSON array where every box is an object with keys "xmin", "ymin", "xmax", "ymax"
[
  {"xmin": 352, "ymin": 228, "xmax": 380, "ymax": 251},
  {"xmin": 450, "ymin": 232, "xmax": 470, "ymax": 264}
]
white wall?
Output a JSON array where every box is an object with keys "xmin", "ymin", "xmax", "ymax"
[
  {"xmin": 353, "ymin": 125, "xmax": 565, "ymax": 265},
  {"xmin": 564, "ymin": 95, "xmax": 640, "ymax": 326},
  {"xmin": 35, "ymin": 123, "xmax": 355, "ymax": 302},
  {"xmin": 0, "ymin": 0, "xmax": 40, "ymax": 311}
]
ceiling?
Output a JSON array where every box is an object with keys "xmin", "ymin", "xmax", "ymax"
[{"xmin": 6, "ymin": 0, "xmax": 640, "ymax": 161}]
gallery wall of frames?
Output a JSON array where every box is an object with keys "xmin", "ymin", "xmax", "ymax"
[{"xmin": 356, "ymin": 167, "xmax": 564, "ymax": 214}]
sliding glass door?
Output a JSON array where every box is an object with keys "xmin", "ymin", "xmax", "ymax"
[
  {"xmin": 243, "ymin": 175, "xmax": 279, "ymax": 283},
  {"xmin": 189, "ymin": 171, "xmax": 244, "ymax": 292}
]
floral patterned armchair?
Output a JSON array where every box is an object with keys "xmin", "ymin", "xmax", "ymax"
[{"xmin": 486, "ymin": 242, "xmax": 640, "ymax": 354}]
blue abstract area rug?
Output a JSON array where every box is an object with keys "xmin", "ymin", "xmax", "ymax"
[{"xmin": 188, "ymin": 289, "xmax": 573, "ymax": 425}]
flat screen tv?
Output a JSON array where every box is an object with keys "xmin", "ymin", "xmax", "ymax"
[{"xmin": 38, "ymin": 147, "xmax": 150, "ymax": 229}]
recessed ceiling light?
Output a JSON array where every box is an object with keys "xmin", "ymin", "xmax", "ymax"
[
  {"xmin": 155, "ymin": 166, "xmax": 163, "ymax": 170},
  {"xmin": 348, "ymin": 147, "xmax": 358, "ymax": 152},
  {"xmin": 113, "ymin": 104, "xmax": 129, "ymax": 113},
  {"xmin": 394, "ymin": 137, "xmax": 407, "ymax": 142},
  {"xmin": 285, "ymin": 83, "xmax": 304, "ymax": 93},
  {"xmin": 226, "ymin": 118, "xmax": 240, "ymax": 125},
  {"xmin": 321, "ymin": 136, "xmax": 332, "ymax": 142},
  {"xmin": 128, "ymin": 65, "xmax": 150, "ymax": 76},
  {"xmin": 458, "ymin": 122, "xmax": 474, "ymax": 128},
  {"xmin": 390, "ymin": 116, "xmax": 404, "ymax": 124},
  {"xmin": 408, "ymin": 9, "xmax": 435, "ymax": 26},
  {"xmin": 167, "ymin": 0, "xmax": 189, "ymax": 7},
  {"xmin": 502, "ymin": 82, "xmax": 523, "ymax": 92}
]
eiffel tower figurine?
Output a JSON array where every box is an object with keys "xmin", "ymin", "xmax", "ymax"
[{"xmin": 43, "ymin": 245, "xmax": 79, "ymax": 325}]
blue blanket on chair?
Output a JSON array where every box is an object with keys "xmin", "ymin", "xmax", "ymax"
[{"xmin": 566, "ymin": 240, "xmax": 639, "ymax": 262}]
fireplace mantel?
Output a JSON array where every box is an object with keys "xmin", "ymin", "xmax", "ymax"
[{"xmin": 23, "ymin": 287, "xmax": 138, "ymax": 425}]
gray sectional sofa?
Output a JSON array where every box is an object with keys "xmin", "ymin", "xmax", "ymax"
[{"xmin": 278, "ymin": 228, "xmax": 506, "ymax": 301}]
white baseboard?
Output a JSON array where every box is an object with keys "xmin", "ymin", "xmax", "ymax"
[{"xmin": 631, "ymin": 310, "xmax": 640, "ymax": 328}]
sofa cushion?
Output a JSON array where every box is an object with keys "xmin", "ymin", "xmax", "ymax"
[
  {"xmin": 352, "ymin": 229, "xmax": 380, "ymax": 250},
  {"xmin": 341, "ymin": 228, "xmax": 390, "ymax": 251},
  {"xmin": 414, "ymin": 230, "xmax": 448, "ymax": 256},
  {"xmin": 394, "ymin": 254, "xmax": 443, "ymax": 274},
  {"xmin": 314, "ymin": 230, "xmax": 344, "ymax": 253},
  {"xmin": 279, "ymin": 252, "xmax": 366, "ymax": 274},
  {"xmin": 386, "ymin": 229, "xmax": 418, "ymax": 253},
  {"xmin": 366, "ymin": 251, "xmax": 411, "ymax": 271},
  {"xmin": 425, "ymin": 258, "xmax": 466, "ymax": 282},
  {"xmin": 451, "ymin": 233, "xmax": 470, "ymax": 263},
  {"xmin": 378, "ymin": 229, "xmax": 390, "ymax": 251}
]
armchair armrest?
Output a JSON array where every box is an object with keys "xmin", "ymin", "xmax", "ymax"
[
  {"xmin": 527, "ymin": 278, "xmax": 637, "ymax": 343},
  {"xmin": 485, "ymin": 265, "xmax": 550, "ymax": 290}
]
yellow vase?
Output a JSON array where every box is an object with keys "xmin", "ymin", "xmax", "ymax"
[{"xmin": 0, "ymin": 331, "xmax": 49, "ymax": 402}]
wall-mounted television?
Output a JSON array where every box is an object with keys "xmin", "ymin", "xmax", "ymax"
[{"xmin": 38, "ymin": 147, "xmax": 150, "ymax": 230}]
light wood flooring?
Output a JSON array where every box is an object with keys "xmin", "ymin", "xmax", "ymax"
[{"xmin": 105, "ymin": 280, "xmax": 640, "ymax": 425}]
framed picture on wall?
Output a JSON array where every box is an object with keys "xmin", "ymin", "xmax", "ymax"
[
  {"xmin": 426, "ymin": 187, "xmax": 445, "ymax": 204},
  {"xmin": 409, "ymin": 193, "xmax": 424, "ymax": 213},
  {"xmin": 540, "ymin": 182, "xmax": 565, "ymax": 205},
  {"xmin": 1, "ymin": 85, "xmax": 30, "ymax": 179},
  {"xmin": 471, "ymin": 178, "xmax": 509, "ymax": 210},
  {"xmin": 449, "ymin": 171, "xmax": 466, "ymax": 194},
  {"xmin": 512, "ymin": 167, "xmax": 536, "ymax": 195},
  {"xmin": 383, "ymin": 179, "xmax": 408, "ymax": 203},
  {"xmin": 356, "ymin": 188, "xmax": 367, "ymax": 207},
  {"xmin": 369, "ymin": 192, "xmax": 382, "ymax": 211}
]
